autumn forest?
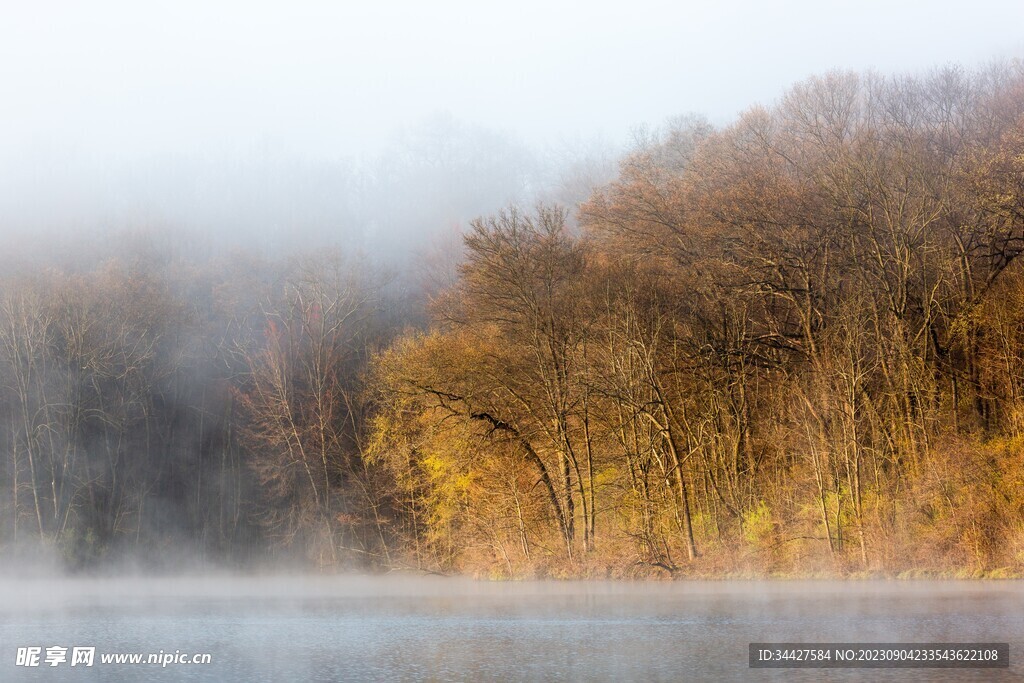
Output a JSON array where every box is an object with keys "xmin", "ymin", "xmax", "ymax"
[{"xmin": 3, "ymin": 62, "xmax": 1024, "ymax": 578}]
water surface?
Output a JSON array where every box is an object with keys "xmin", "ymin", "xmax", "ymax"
[{"xmin": 0, "ymin": 576, "xmax": 1020, "ymax": 681}]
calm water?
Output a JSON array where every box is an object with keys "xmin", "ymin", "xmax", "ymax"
[{"xmin": 0, "ymin": 576, "xmax": 1021, "ymax": 681}]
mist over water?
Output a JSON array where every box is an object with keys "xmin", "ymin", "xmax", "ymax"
[{"xmin": 1, "ymin": 577, "xmax": 1021, "ymax": 681}]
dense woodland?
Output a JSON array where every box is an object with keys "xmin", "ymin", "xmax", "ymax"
[{"xmin": 3, "ymin": 62, "xmax": 1024, "ymax": 577}]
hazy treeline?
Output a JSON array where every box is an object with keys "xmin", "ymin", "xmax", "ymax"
[
  {"xmin": 0, "ymin": 114, "xmax": 608, "ymax": 572},
  {"xmin": 2, "ymin": 62, "xmax": 1024, "ymax": 576},
  {"xmin": 0, "ymin": 114, "xmax": 609, "ymax": 262},
  {"xmin": 373, "ymin": 62, "xmax": 1024, "ymax": 577}
]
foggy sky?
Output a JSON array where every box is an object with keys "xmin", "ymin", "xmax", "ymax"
[{"xmin": 2, "ymin": 0, "xmax": 1022, "ymax": 251}]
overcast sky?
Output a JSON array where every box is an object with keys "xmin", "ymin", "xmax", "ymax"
[
  {"xmin": 3, "ymin": 0, "xmax": 1022, "ymax": 162},
  {"xmin": 0, "ymin": 1, "xmax": 1022, "ymax": 253}
]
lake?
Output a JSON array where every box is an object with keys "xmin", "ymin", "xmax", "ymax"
[{"xmin": 0, "ymin": 576, "xmax": 1020, "ymax": 681}]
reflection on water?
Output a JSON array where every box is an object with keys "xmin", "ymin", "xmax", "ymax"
[{"xmin": 0, "ymin": 577, "xmax": 1021, "ymax": 681}]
